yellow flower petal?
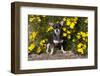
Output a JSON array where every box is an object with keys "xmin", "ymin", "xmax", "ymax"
[
  {"xmin": 86, "ymin": 32, "xmax": 88, "ymax": 37},
  {"xmin": 84, "ymin": 19, "xmax": 88, "ymax": 23},
  {"xmin": 63, "ymin": 33, "xmax": 67, "ymax": 37},
  {"xmin": 83, "ymin": 44, "xmax": 86, "ymax": 49},
  {"xmin": 38, "ymin": 19, "xmax": 41, "ymax": 22},
  {"xmin": 31, "ymin": 32, "xmax": 38, "ymax": 40},
  {"xmin": 83, "ymin": 38, "xmax": 86, "ymax": 41},
  {"xmin": 74, "ymin": 17, "xmax": 78, "ymax": 21},
  {"xmin": 62, "ymin": 27, "xmax": 67, "ymax": 32},
  {"xmin": 77, "ymin": 32, "xmax": 81, "ymax": 35},
  {"xmin": 28, "ymin": 44, "xmax": 35, "ymax": 51},
  {"xmin": 67, "ymin": 30, "xmax": 71, "ymax": 34},
  {"xmin": 47, "ymin": 26, "xmax": 53, "ymax": 32},
  {"xmin": 66, "ymin": 20, "xmax": 71, "ymax": 26},
  {"xmin": 77, "ymin": 35, "xmax": 81, "ymax": 39},
  {"xmin": 82, "ymin": 33, "xmax": 86, "ymax": 37},
  {"xmin": 80, "ymin": 31, "xmax": 84, "ymax": 35},
  {"xmin": 40, "ymin": 39, "xmax": 46, "ymax": 46},
  {"xmin": 63, "ymin": 18, "xmax": 67, "ymax": 21},
  {"xmin": 29, "ymin": 35, "xmax": 33, "ymax": 41},
  {"xmin": 67, "ymin": 35, "xmax": 71, "ymax": 39},
  {"xmin": 70, "ymin": 23, "xmax": 75, "ymax": 29},
  {"xmin": 37, "ymin": 16, "xmax": 41, "ymax": 22},
  {"xmin": 77, "ymin": 48, "xmax": 84, "ymax": 54},
  {"xmin": 42, "ymin": 40, "xmax": 45, "ymax": 43},
  {"xmin": 37, "ymin": 47, "xmax": 41, "ymax": 53},
  {"xmin": 77, "ymin": 43, "xmax": 82, "ymax": 48}
]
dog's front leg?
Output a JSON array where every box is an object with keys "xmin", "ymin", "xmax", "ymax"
[
  {"xmin": 50, "ymin": 46, "xmax": 54, "ymax": 55},
  {"xmin": 46, "ymin": 43, "xmax": 50, "ymax": 54},
  {"xmin": 61, "ymin": 45, "xmax": 66, "ymax": 54}
]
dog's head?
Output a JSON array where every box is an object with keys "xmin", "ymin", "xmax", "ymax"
[{"xmin": 49, "ymin": 21, "xmax": 64, "ymax": 35}]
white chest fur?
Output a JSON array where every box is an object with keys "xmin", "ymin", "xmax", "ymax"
[{"xmin": 53, "ymin": 40, "xmax": 63, "ymax": 44}]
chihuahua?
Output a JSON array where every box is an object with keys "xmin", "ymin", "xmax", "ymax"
[{"xmin": 46, "ymin": 21, "xmax": 66, "ymax": 55}]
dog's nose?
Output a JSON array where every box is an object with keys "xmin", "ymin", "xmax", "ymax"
[{"xmin": 56, "ymin": 30, "xmax": 58, "ymax": 32}]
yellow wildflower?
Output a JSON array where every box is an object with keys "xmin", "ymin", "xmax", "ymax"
[
  {"xmin": 67, "ymin": 35, "xmax": 71, "ymax": 39},
  {"xmin": 82, "ymin": 32, "xmax": 86, "ymax": 37},
  {"xmin": 28, "ymin": 44, "xmax": 35, "ymax": 51},
  {"xmin": 77, "ymin": 35, "xmax": 81, "ymax": 39},
  {"xmin": 62, "ymin": 27, "xmax": 67, "ymax": 32},
  {"xmin": 63, "ymin": 33, "xmax": 67, "ymax": 37},
  {"xmin": 40, "ymin": 39, "xmax": 47, "ymax": 49},
  {"xmin": 77, "ymin": 42, "xmax": 87, "ymax": 55},
  {"xmin": 77, "ymin": 32, "xmax": 81, "ymax": 35},
  {"xmin": 41, "ymin": 44, "xmax": 46, "ymax": 49},
  {"xmin": 33, "ymin": 31, "xmax": 38, "ymax": 36},
  {"xmin": 67, "ymin": 30, "xmax": 71, "ymax": 34},
  {"xmin": 37, "ymin": 47, "xmax": 41, "ymax": 53},
  {"xmin": 29, "ymin": 35, "xmax": 33, "ymax": 41},
  {"xmin": 79, "ymin": 32, "xmax": 88, "ymax": 38},
  {"xmin": 77, "ymin": 43, "xmax": 83, "ymax": 48},
  {"xmin": 80, "ymin": 31, "xmax": 83, "ymax": 35},
  {"xmin": 74, "ymin": 17, "xmax": 78, "ymax": 21},
  {"xmin": 63, "ymin": 17, "xmax": 67, "ymax": 21},
  {"xmin": 42, "ymin": 40, "xmax": 45, "ymax": 43},
  {"xmin": 83, "ymin": 38, "xmax": 86, "ymax": 41},
  {"xmin": 29, "ymin": 17, "xmax": 34, "ymax": 22},
  {"xmin": 84, "ymin": 19, "xmax": 88, "ymax": 23},
  {"xmin": 40, "ymin": 40, "xmax": 45, "ymax": 45},
  {"xmin": 66, "ymin": 19, "xmax": 71, "ymax": 26},
  {"xmin": 37, "ymin": 16, "xmax": 41, "ymax": 22},
  {"xmin": 83, "ymin": 44, "xmax": 86, "ymax": 49},
  {"xmin": 77, "ymin": 48, "xmax": 84, "ymax": 54},
  {"xmin": 29, "ymin": 32, "xmax": 38, "ymax": 41},
  {"xmin": 66, "ymin": 18, "xmax": 77, "ymax": 29},
  {"xmin": 86, "ymin": 32, "xmax": 88, "ymax": 37},
  {"xmin": 70, "ymin": 23, "xmax": 75, "ymax": 29},
  {"xmin": 47, "ymin": 26, "xmax": 53, "ymax": 32}
]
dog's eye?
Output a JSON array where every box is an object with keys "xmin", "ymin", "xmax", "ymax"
[{"xmin": 56, "ymin": 26, "xmax": 58, "ymax": 28}]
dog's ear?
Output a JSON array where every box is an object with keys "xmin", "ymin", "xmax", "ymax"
[
  {"xmin": 49, "ymin": 22, "xmax": 54, "ymax": 26},
  {"xmin": 60, "ymin": 21, "xmax": 64, "ymax": 26}
]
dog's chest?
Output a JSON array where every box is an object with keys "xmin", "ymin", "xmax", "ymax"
[{"xmin": 53, "ymin": 32, "xmax": 63, "ymax": 44}]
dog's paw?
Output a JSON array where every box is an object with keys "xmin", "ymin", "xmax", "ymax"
[
  {"xmin": 46, "ymin": 50, "xmax": 49, "ymax": 54},
  {"xmin": 49, "ymin": 53, "xmax": 53, "ymax": 55},
  {"xmin": 46, "ymin": 52, "xmax": 49, "ymax": 54}
]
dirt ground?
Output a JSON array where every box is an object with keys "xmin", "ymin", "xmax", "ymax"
[{"xmin": 28, "ymin": 50, "xmax": 87, "ymax": 61}]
